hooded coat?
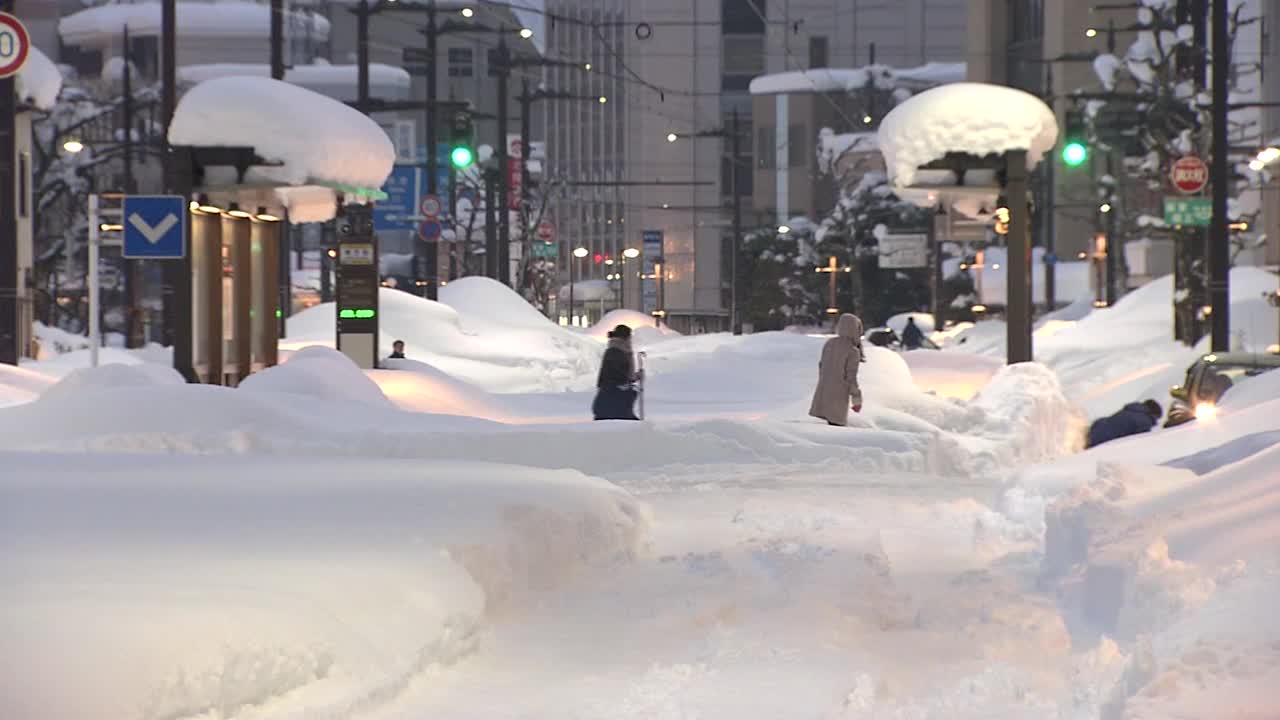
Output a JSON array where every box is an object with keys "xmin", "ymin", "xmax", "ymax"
[
  {"xmin": 809, "ymin": 313, "xmax": 864, "ymax": 426},
  {"xmin": 593, "ymin": 335, "xmax": 639, "ymax": 420}
]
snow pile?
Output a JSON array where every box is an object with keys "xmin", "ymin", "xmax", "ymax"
[
  {"xmin": 948, "ymin": 267, "xmax": 1278, "ymax": 418},
  {"xmin": 748, "ymin": 62, "xmax": 965, "ymax": 95},
  {"xmin": 37, "ymin": 362, "xmax": 185, "ymax": 406},
  {"xmin": 587, "ymin": 309, "xmax": 681, "ymax": 344},
  {"xmin": 178, "ymin": 63, "xmax": 412, "ymax": 100},
  {"xmin": 0, "ymin": 454, "xmax": 645, "ymax": 720},
  {"xmin": 285, "ymin": 286, "xmax": 601, "ymax": 393},
  {"xmin": 15, "ymin": 46, "xmax": 61, "ymax": 111},
  {"xmin": 168, "ymin": 76, "xmax": 395, "ymax": 221},
  {"xmin": 59, "ymin": 1, "xmax": 330, "ymax": 44},
  {"xmin": 878, "ymin": 83, "xmax": 1059, "ymax": 188},
  {"xmin": 371, "ymin": 358, "xmax": 513, "ymax": 420},
  {"xmin": 239, "ymin": 346, "xmax": 392, "ymax": 408},
  {"xmin": 0, "ymin": 365, "xmax": 55, "ymax": 408}
]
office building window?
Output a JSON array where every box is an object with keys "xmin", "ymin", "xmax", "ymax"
[
  {"xmin": 809, "ymin": 36, "xmax": 829, "ymax": 69},
  {"xmin": 757, "ymin": 126, "xmax": 775, "ymax": 169},
  {"xmin": 788, "ymin": 124, "xmax": 807, "ymax": 168},
  {"xmin": 448, "ymin": 47, "xmax": 474, "ymax": 77},
  {"xmin": 722, "ymin": 0, "xmax": 766, "ymax": 34}
]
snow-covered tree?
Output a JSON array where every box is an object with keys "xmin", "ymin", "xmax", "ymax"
[
  {"xmin": 818, "ymin": 171, "xmax": 932, "ymax": 324},
  {"xmin": 1081, "ymin": 0, "xmax": 1262, "ymax": 343}
]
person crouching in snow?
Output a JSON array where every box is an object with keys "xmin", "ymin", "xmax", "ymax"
[
  {"xmin": 1086, "ymin": 399, "xmax": 1162, "ymax": 448},
  {"xmin": 809, "ymin": 313, "xmax": 864, "ymax": 426},
  {"xmin": 593, "ymin": 324, "xmax": 642, "ymax": 420}
]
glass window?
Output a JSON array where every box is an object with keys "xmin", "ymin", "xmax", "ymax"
[
  {"xmin": 722, "ymin": 35, "xmax": 765, "ymax": 78},
  {"xmin": 722, "ymin": 0, "xmax": 767, "ymax": 34},
  {"xmin": 809, "ymin": 36, "xmax": 829, "ymax": 69},
  {"xmin": 757, "ymin": 126, "xmax": 775, "ymax": 169},
  {"xmin": 788, "ymin": 124, "xmax": 807, "ymax": 168},
  {"xmin": 448, "ymin": 47, "xmax": 473, "ymax": 78}
]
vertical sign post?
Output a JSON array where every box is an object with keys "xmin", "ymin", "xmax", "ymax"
[
  {"xmin": 335, "ymin": 204, "xmax": 379, "ymax": 369},
  {"xmin": 641, "ymin": 230, "xmax": 663, "ymax": 315}
]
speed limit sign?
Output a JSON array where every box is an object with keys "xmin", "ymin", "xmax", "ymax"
[{"xmin": 0, "ymin": 13, "xmax": 30, "ymax": 79}]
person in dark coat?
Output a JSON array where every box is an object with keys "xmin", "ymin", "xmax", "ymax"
[
  {"xmin": 901, "ymin": 317, "xmax": 925, "ymax": 350},
  {"xmin": 592, "ymin": 325, "xmax": 641, "ymax": 420},
  {"xmin": 1086, "ymin": 399, "xmax": 1162, "ymax": 448},
  {"xmin": 389, "ymin": 340, "xmax": 406, "ymax": 359}
]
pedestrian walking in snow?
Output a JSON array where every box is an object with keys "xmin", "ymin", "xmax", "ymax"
[
  {"xmin": 1086, "ymin": 399, "xmax": 1162, "ymax": 448},
  {"xmin": 809, "ymin": 313, "xmax": 864, "ymax": 426},
  {"xmin": 901, "ymin": 317, "xmax": 925, "ymax": 350},
  {"xmin": 592, "ymin": 325, "xmax": 642, "ymax": 421}
]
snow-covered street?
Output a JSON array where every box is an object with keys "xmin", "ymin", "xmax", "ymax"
[{"xmin": 4, "ymin": 278, "xmax": 1279, "ymax": 719}]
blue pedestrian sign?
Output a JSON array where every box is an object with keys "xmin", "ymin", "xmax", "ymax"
[{"xmin": 123, "ymin": 195, "xmax": 186, "ymax": 259}]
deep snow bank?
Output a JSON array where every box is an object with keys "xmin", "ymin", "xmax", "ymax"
[
  {"xmin": 0, "ymin": 454, "xmax": 645, "ymax": 720},
  {"xmin": 239, "ymin": 345, "xmax": 392, "ymax": 407},
  {"xmin": 0, "ymin": 364, "xmax": 55, "ymax": 408},
  {"xmin": 285, "ymin": 286, "xmax": 600, "ymax": 393}
]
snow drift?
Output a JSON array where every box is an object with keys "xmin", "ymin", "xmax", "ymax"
[
  {"xmin": 286, "ymin": 285, "xmax": 601, "ymax": 393},
  {"xmin": 0, "ymin": 454, "xmax": 645, "ymax": 720}
]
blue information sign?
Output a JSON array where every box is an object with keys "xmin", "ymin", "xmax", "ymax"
[{"xmin": 123, "ymin": 195, "xmax": 186, "ymax": 259}]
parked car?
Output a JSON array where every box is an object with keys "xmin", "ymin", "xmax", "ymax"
[
  {"xmin": 1165, "ymin": 351, "xmax": 1280, "ymax": 427},
  {"xmin": 864, "ymin": 327, "xmax": 940, "ymax": 351}
]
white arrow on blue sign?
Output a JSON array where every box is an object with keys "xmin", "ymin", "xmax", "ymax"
[{"xmin": 122, "ymin": 195, "xmax": 187, "ymax": 259}]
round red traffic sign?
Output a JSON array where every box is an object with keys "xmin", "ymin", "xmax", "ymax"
[
  {"xmin": 420, "ymin": 194, "xmax": 443, "ymax": 218},
  {"xmin": 536, "ymin": 220, "xmax": 556, "ymax": 241},
  {"xmin": 0, "ymin": 12, "xmax": 31, "ymax": 79},
  {"xmin": 1171, "ymin": 156, "xmax": 1209, "ymax": 195}
]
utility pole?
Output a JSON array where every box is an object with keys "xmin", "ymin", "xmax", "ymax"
[
  {"xmin": 120, "ymin": 24, "xmax": 145, "ymax": 349},
  {"xmin": 356, "ymin": 1, "xmax": 370, "ymax": 113},
  {"xmin": 423, "ymin": 0, "xmax": 439, "ymax": 300},
  {"xmin": 1208, "ymin": 0, "xmax": 1230, "ymax": 350},
  {"xmin": 161, "ymin": 0, "xmax": 195, "ymax": 381},
  {"xmin": 1104, "ymin": 151, "xmax": 1118, "ymax": 306},
  {"xmin": 484, "ymin": 165, "xmax": 498, "ymax": 279},
  {"xmin": 729, "ymin": 109, "xmax": 743, "ymax": 334},
  {"xmin": 0, "ymin": 0, "xmax": 15, "ymax": 365},
  {"xmin": 520, "ymin": 78, "xmax": 532, "ymax": 237},
  {"xmin": 495, "ymin": 30, "xmax": 511, "ymax": 286},
  {"xmin": 270, "ymin": 0, "xmax": 290, "ymax": 338}
]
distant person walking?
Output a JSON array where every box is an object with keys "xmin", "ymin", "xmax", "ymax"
[
  {"xmin": 388, "ymin": 340, "xmax": 406, "ymax": 359},
  {"xmin": 1086, "ymin": 399, "xmax": 1162, "ymax": 448},
  {"xmin": 593, "ymin": 325, "xmax": 642, "ymax": 421},
  {"xmin": 809, "ymin": 313, "xmax": 864, "ymax": 427},
  {"xmin": 901, "ymin": 317, "xmax": 925, "ymax": 350}
]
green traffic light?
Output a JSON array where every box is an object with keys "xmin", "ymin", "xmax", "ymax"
[
  {"xmin": 1062, "ymin": 141, "xmax": 1088, "ymax": 166},
  {"xmin": 450, "ymin": 145, "xmax": 474, "ymax": 168}
]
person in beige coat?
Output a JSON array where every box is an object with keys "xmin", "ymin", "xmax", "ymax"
[{"xmin": 809, "ymin": 313, "xmax": 865, "ymax": 426}]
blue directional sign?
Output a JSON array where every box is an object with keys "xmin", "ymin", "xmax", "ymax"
[
  {"xmin": 123, "ymin": 195, "xmax": 186, "ymax": 259},
  {"xmin": 374, "ymin": 166, "xmax": 419, "ymax": 232}
]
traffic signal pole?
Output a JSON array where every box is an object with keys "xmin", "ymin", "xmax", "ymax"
[
  {"xmin": 423, "ymin": 0, "xmax": 439, "ymax": 300},
  {"xmin": 1209, "ymin": 0, "xmax": 1230, "ymax": 351},
  {"xmin": 495, "ymin": 32, "xmax": 511, "ymax": 286},
  {"xmin": 0, "ymin": 1, "xmax": 15, "ymax": 365}
]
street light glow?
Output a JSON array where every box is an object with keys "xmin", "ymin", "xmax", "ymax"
[
  {"xmin": 1086, "ymin": 27, "xmax": 1098, "ymax": 38},
  {"xmin": 1100, "ymin": 202, "xmax": 1113, "ymax": 213},
  {"xmin": 461, "ymin": 7, "xmax": 473, "ymax": 17},
  {"xmin": 778, "ymin": 225, "xmax": 791, "ymax": 234},
  {"xmin": 862, "ymin": 115, "xmax": 873, "ymax": 124},
  {"xmin": 584, "ymin": 62, "xmax": 592, "ymax": 71},
  {"xmin": 598, "ymin": 95, "xmax": 608, "ymax": 104},
  {"xmin": 519, "ymin": 27, "xmax": 534, "ymax": 39},
  {"xmin": 623, "ymin": 247, "xmax": 641, "ymax": 259},
  {"xmin": 63, "ymin": 139, "xmax": 85, "ymax": 153},
  {"xmin": 666, "ymin": 132, "xmax": 678, "ymax": 142},
  {"xmin": 573, "ymin": 246, "xmax": 589, "ymax": 258}
]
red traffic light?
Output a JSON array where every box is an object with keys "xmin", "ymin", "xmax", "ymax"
[{"xmin": 593, "ymin": 253, "xmax": 603, "ymax": 264}]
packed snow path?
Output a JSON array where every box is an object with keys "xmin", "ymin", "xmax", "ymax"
[{"xmin": 366, "ymin": 466, "xmax": 1078, "ymax": 720}]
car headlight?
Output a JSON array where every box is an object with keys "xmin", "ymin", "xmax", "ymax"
[{"xmin": 1194, "ymin": 402, "xmax": 1218, "ymax": 421}]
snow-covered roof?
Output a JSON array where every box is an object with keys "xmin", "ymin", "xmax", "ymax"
[
  {"xmin": 179, "ymin": 63, "xmax": 411, "ymax": 100},
  {"xmin": 59, "ymin": 2, "xmax": 330, "ymax": 46},
  {"xmin": 169, "ymin": 76, "xmax": 394, "ymax": 221},
  {"xmin": 749, "ymin": 62, "xmax": 965, "ymax": 96},
  {"xmin": 16, "ymin": 46, "xmax": 61, "ymax": 111},
  {"xmin": 878, "ymin": 83, "xmax": 1059, "ymax": 188}
]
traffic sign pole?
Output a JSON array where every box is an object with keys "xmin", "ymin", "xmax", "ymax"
[
  {"xmin": 0, "ymin": 10, "xmax": 24, "ymax": 365},
  {"xmin": 89, "ymin": 195, "xmax": 100, "ymax": 368}
]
